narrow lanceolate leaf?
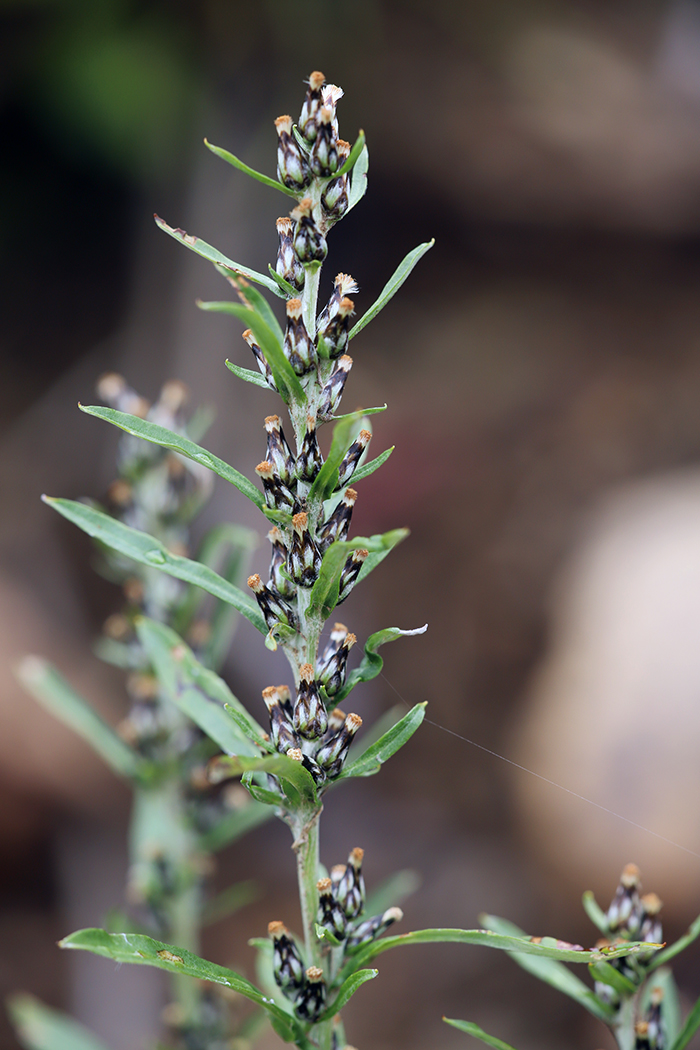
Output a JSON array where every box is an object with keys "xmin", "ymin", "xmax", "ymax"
[
  {"xmin": 347, "ymin": 143, "xmax": 369, "ymax": 213},
  {"xmin": 204, "ymin": 139, "xmax": 299, "ymax": 199},
  {"xmin": 202, "ymin": 880, "xmax": 260, "ymax": 926},
  {"xmin": 332, "ymin": 404, "xmax": 387, "ymax": 422},
  {"xmin": 335, "ymin": 624, "xmax": 428, "ymax": 702},
  {"xmin": 268, "ymin": 264, "xmax": 297, "ymax": 297},
  {"xmin": 333, "ymin": 129, "xmax": 366, "ymax": 179},
  {"xmin": 154, "ymin": 216, "xmax": 283, "ymax": 298},
  {"xmin": 136, "ymin": 619, "xmax": 260, "ymax": 757},
  {"xmin": 589, "ymin": 959, "xmax": 636, "ymax": 996},
  {"xmin": 208, "ymin": 753, "xmax": 318, "ymax": 807},
  {"xmin": 649, "ymin": 910, "xmax": 700, "ymax": 971},
  {"xmin": 364, "ymin": 869, "xmax": 421, "ymax": 917},
  {"xmin": 318, "ymin": 968, "xmax": 378, "ymax": 1021},
  {"xmin": 339, "ymin": 702, "xmax": 426, "ymax": 779},
  {"xmin": 443, "ymin": 1018, "xmax": 520, "ymax": 1050},
  {"xmin": 225, "ymin": 360, "xmax": 270, "ymax": 390},
  {"xmin": 479, "ymin": 914, "xmax": 615, "ymax": 1023},
  {"xmin": 58, "ymin": 930, "xmax": 309, "ymax": 1046},
  {"xmin": 218, "ymin": 269, "xmax": 285, "ymax": 346},
  {"xmin": 645, "ymin": 967, "xmax": 681, "ymax": 1048},
  {"xmin": 137, "ymin": 619, "xmax": 268, "ymax": 746},
  {"xmin": 315, "ymin": 923, "xmax": 342, "ymax": 948},
  {"xmin": 338, "ymin": 927, "xmax": 659, "ymax": 984},
  {"xmin": 44, "ymin": 498, "xmax": 266, "ymax": 635},
  {"xmin": 198, "ymin": 300, "xmax": 304, "ymax": 403},
  {"xmin": 15, "ymin": 657, "xmax": 147, "ymax": 782},
  {"xmin": 7, "ymin": 994, "xmax": 113, "ymax": 1050},
  {"xmin": 357, "ymin": 527, "xmax": 410, "ymax": 587},
  {"xmin": 349, "ymin": 239, "xmax": 435, "ymax": 340},
  {"xmin": 78, "ymin": 405, "xmax": 264, "ymax": 511},
  {"xmin": 199, "ymin": 797, "xmax": 272, "ymax": 852},
  {"xmin": 670, "ymin": 995, "xmax": 700, "ymax": 1050},
  {"xmin": 349, "ymin": 447, "xmax": 394, "ymax": 485},
  {"xmin": 308, "ymin": 530, "xmax": 410, "ymax": 619},
  {"xmin": 581, "ymin": 890, "xmax": 610, "ymax": 935},
  {"xmin": 308, "ymin": 409, "xmax": 370, "ymax": 503}
]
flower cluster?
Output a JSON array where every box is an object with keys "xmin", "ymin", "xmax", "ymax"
[
  {"xmin": 269, "ymin": 847, "xmax": 402, "ymax": 1022},
  {"xmin": 593, "ymin": 864, "xmax": 665, "ymax": 1048}
]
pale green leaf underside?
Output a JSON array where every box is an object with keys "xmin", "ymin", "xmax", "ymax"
[
  {"xmin": 7, "ymin": 994, "xmax": 113, "ymax": 1050},
  {"xmin": 43, "ymin": 498, "xmax": 266, "ymax": 635},
  {"xmin": 481, "ymin": 914, "xmax": 614, "ymax": 1022},
  {"xmin": 58, "ymin": 929, "xmax": 308, "ymax": 1044},
  {"xmin": 347, "ymin": 143, "xmax": 369, "ymax": 212},
  {"xmin": 349, "ymin": 239, "xmax": 434, "ymax": 339},
  {"xmin": 135, "ymin": 618, "xmax": 259, "ymax": 757},
  {"xmin": 155, "ymin": 215, "xmax": 284, "ymax": 297},
  {"xmin": 340, "ymin": 702, "xmax": 426, "ymax": 779},
  {"xmin": 334, "ymin": 129, "xmax": 366, "ymax": 179},
  {"xmin": 209, "ymin": 753, "xmax": 318, "ymax": 807},
  {"xmin": 443, "ymin": 1018, "xmax": 519, "ymax": 1050},
  {"xmin": 204, "ymin": 138, "xmax": 299, "ymax": 199},
  {"xmin": 79, "ymin": 405, "xmax": 264, "ymax": 510},
  {"xmin": 15, "ymin": 657, "xmax": 146, "ymax": 781}
]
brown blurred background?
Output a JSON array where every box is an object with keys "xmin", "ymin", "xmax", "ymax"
[{"xmin": 3, "ymin": 1, "xmax": 700, "ymax": 1047}]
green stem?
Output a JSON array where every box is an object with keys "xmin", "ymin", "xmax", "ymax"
[{"xmin": 294, "ymin": 807, "xmax": 322, "ymax": 966}]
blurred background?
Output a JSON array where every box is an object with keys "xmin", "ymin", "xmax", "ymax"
[{"xmin": 3, "ymin": 0, "xmax": 700, "ymax": 1047}]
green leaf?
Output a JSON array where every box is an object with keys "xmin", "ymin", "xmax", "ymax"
[
  {"xmin": 670, "ymin": 995, "xmax": 700, "ymax": 1050},
  {"xmin": 15, "ymin": 657, "xmax": 147, "ymax": 782},
  {"xmin": 79, "ymin": 405, "xmax": 265, "ymax": 511},
  {"xmin": 135, "ymin": 619, "xmax": 260, "ymax": 757},
  {"xmin": 308, "ymin": 409, "xmax": 369, "ymax": 504},
  {"xmin": 308, "ymin": 530, "xmax": 410, "ymax": 620},
  {"xmin": 338, "ymin": 926, "xmax": 658, "ymax": 985},
  {"xmin": 58, "ymin": 929, "xmax": 310, "ymax": 1045},
  {"xmin": 648, "ymin": 910, "xmax": 700, "ymax": 971},
  {"xmin": 478, "ymin": 914, "xmax": 614, "ymax": 1023},
  {"xmin": 333, "ymin": 129, "xmax": 366, "ymax": 179},
  {"xmin": 589, "ymin": 959, "xmax": 637, "ymax": 996},
  {"xmin": 582, "ymin": 890, "xmax": 610, "ymax": 936},
  {"xmin": 315, "ymin": 922, "xmax": 342, "ymax": 948},
  {"xmin": 224, "ymin": 360, "xmax": 270, "ymax": 390},
  {"xmin": 217, "ymin": 270, "xmax": 285, "ymax": 346},
  {"xmin": 357, "ymin": 527, "xmax": 410, "ymax": 587},
  {"xmin": 44, "ymin": 498, "xmax": 266, "ymax": 635},
  {"xmin": 349, "ymin": 447, "xmax": 394, "ymax": 485},
  {"xmin": 7, "ymin": 994, "xmax": 113, "ymax": 1050},
  {"xmin": 364, "ymin": 869, "xmax": 421, "ymax": 917},
  {"xmin": 349, "ymin": 239, "xmax": 434, "ymax": 340},
  {"xmin": 443, "ymin": 1018, "xmax": 520, "ymax": 1050},
  {"xmin": 199, "ymin": 797, "xmax": 272, "ymax": 852},
  {"xmin": 335, "ymin": 624, "xmax": 428, "ymax": 702},
  {"xmin": 347, "ymin": 143, "xmax": 369, "ymax": 213},
  {"xmin": 137, "ymin": 619, "xmax": 268, "ymax": 750},
  {"xmin": 202, "ymin": 880, "xmax": 259, "ymax": 926},
  {"xmin": 340, "ymin": 702, "xmax": 426, "ymax": 779},
  {"xmin": 268, "ymin": 264, "xmax": 297, "ymax": 298},
  {"xmin": 197, "ymin": 300, "xmax": 304, "ymax": 403},
  {"xmin": 643, "ymin": 968, "xmax": 680, "ymax": 1047},
  {"xmin": 204, "ymin": 139, "xmax": 299, "ymax": 199},
  {"xmin": 318, "ymin": 968, "xmax": 378, "ymax": 1021},
  {"xmin": 331, "ymin": 404, "xmax": 387, "ymax": 421},
  {"xmin": 208, "ymin": 753, "xmax": 318, "ymax": 807},
  {"xmin": 155, "ymin": 216, "xmax": 284, "ymax": 298}
]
